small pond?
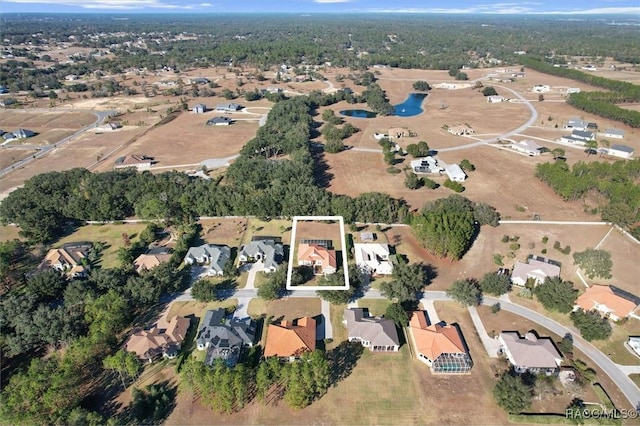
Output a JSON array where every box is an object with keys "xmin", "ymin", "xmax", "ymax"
[
  {"xmin": 339, "ymin": 92, "xmax": 427, "ymax": 118},
  {"xmin": 339, "ymin": 109, "xmax": 377, "ymax": 118}
]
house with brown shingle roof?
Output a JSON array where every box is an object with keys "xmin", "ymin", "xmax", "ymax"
[
  {"xmin": 298, "ymin": 243, "xmax": 337, "ymax": 275},
  {"xmin": 264, "ymin": 317, "xmax": 316, "ymax": 360},
  {"xmin": 574, "ymin": 285, "xmax": 639, "ymax": 322},
  {"xmin": 344, "ymin": 308, "xmax": 400, "ymax": 352},
  {"xmin": 498, "ymin": 331, "xmax": 562, "ymax": 375},
  {"xmin": 125, "ymin": 316, "xmax": 191, "ymax": 363},
  {"xmin": 38, "ymin": 242, "xmax": 92, "ymax": 278},
  {"xmin": 133, "ymin": 247, "xmax": 172, "ymax": 274},
  {"xmin": 408, "ymin": 311, "xmax": 472, "ymax": 374}
]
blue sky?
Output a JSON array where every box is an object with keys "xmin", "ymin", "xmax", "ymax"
[{"xmin": 1, "ymin": 0, "xmax": 639, "ymax": 14}]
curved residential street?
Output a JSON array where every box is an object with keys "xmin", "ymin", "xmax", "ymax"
[{"xmin": 167, "ymin": 282, "xmax": 640, "ymax": 409}]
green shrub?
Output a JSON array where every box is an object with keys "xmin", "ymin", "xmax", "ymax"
[
  {"xmin": 541, "ymin": 248, "xmax": 547, "ymax": 254},
  {"xmin": 386, "ymin": 166, "xmax": 402, "ymax": 174},
  {"xmin": 542, "ymin": 236, "xmax": 549, "ymax": 244},
  {"xmin": 501, "ymin": 235, "xmax": 510, "ymax": 243},
  {"xmin": 493, "ymin": 253, "xmax": 504, "ymax": 266},
  {"xmin": 509, "ymin": 243, "xmax": 520, "ymax": 251}
]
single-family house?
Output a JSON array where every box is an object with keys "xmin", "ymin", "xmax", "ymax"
[
  {"xmin": 183, "ymin": 244, "xmax": 230, "ymax": 276},
  {"xmin": 65, "ymin": 74, "xmax": 79, "ymax": 81},
  {"xmin": 238, "ymin": 239, "xmax": 284, "ymax": 273},
  {"xmin": 511, "ymin": 140, "xmax": 543, "ymax": 156},
  {"xmin": 373, "ymin": 132, "xmax": 388, "ymax": 140},
  {"xmin": 38, "ymin": 242, "xmax": 92, "ymax": 278},
  {"xmin": 190, "ymin": 77, "xmax": 210, "ymax": 85},
  {"xmin": 206, "ymin": 116, "xmax": 232, "ymax": 126},
  {"xmin": 574, "ymin": 285, "xmax": 639, "ymax": 322},
  {"xmin": 192, "ymin": 103, "xmax": 206, "ymax": 114},
  {"xmin": 215, "ymin": 103, "xmax": 242, "ymax": 112},
  {"xmin": 344, "ymin": 308, "xmax": 400, "ymax": 352},
  {"xmin": 125, "ymin": 316, "xmax": 191, "ymax": 363},
  {"xmin": 134, "ymin": 247, "xmax": 172, "ymax": 274},
  {"xmin": 298, "ymin": 243, "xmax": 337, "ymax": 275},
  {"xmin": 511, "ymin": 257, "xmax": 561, "ymax": 287},
  {"xmin": 603, "ymin": 128, "xmax": 625, "ymax": 139},
  {"xmin": 487, "ymin": 95, "xmax": 505, "ymax": 103},
  {"xmin": 532, "ymin": 84, "xmax": 551, "ymax": 93},
  {"xmin": 95, "ymin": 122, "xmax": 122, "ymax": 132},
  {"xmin": 0, "ymin": 98, "xmax": 17, "ymax": 107},
  {"xmin": 114, "ymin": 155, "xmax": 153, "ymax": 170},
  {"xmin": 3, "ymin": 128, "xmax": 35, "ymax": 140},
  {"xmin": 560, "ymin": 135, "xmax": 587, "ymax": 146},
  {"xmin": 353, "ymin": 243, "xmax": 393, "ymax": 275},
  {"xmin": 447, "ymin": 125, "xmax": 475, "ymax": 136},
  {"xmin": 498, "ymin": 331, "xmax": 563, "ymax": 375},
  {"xmin": 564, "ymin": 118, "xmax": 586, "ymax": 131},
  {"xmin": 411, "ymin": 157, "xmax": 443, "ymax": 174},
  {"xmin": 566, "ymin": 88, "xmax": 581, "ymax": 94},
  {"xmin": 607, "ymin": 144, "xmax": 634, "ymax": 159},
  {"xmin": 445, "ymin": 164, "xmax": 466, "ymax": 182},
  {"xmin": 264, "ymin": 317, "xmax": 316, "ymax": 360},
  {"xmin": 571, "ymin": 130, "xmax": 596, "ymax": 141},
  {"xmin": 409, "ymin": 311, "xmax": 473, "ymax": 373},
  {"xmin": 629, "ymin": 337, "xmax": 640, "ymax": 357},
  {"xmin": 196, "ymin": 308, "xmax": 257, "ymax": 366}
]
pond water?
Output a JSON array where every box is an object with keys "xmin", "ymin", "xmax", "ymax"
[
  {"xmin": 339, "ymin": 92, "xmax": 427, "ymax": 118},
  {"xmin": 339, "ymin": 109, "xmax": 377, "ymax": 118}
]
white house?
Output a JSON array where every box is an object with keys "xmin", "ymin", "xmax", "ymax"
[
  {"xmin": 566, "ymin": 88, "xmax": 581, "ymax": 94},
  {"xmin": 571, "ymin": 130, "xmax": 596, "ymax": 141},
  {"xmin": 603, "ymin": 128, "xmax": 625, "ymax": 139},
  {"xmin": 487, "ymin": 95, "xmax": 505, "ymax": 103},
  {"xmin": 532, "ymin": 84, "xmax": 551, "ymax": 93},
  {"xmin": 560, "ymin": 135, "xmax": 587, "ymax": 146},
  {"xmin": 511, "ymin": 258, "xmax": 560, "ymax": 287},
  {"xmin": 564, "ymin": 118, "xmax": 588, "ymax": 131},
  {"xmin": 353, "ymin": 243, "xmax": 393, "ymax": 275},
  {"xmin": 628, "ymin": 337, "xmax": 640, "ymax": 357},
  {"xmin": 114, "ymin": 155, "xmax": 153, "ymax": 170},
  {"xmin": 511, "ymin": 140, "xmax": 543, "ymax": 156},
  {"xmin": 445, "ymin": 164, "xmax": 466, "ymax": 182},
  {"xmin": 607, "ymin": 144, "xmax": 634, "ymax": 159},
  {"xmin": 411, "ymin": 157, "xmax": 443, "ymax": 174},
  {"xmin": 447, "ymin": 125, "xmax": 475, "ymax": 136},
  {"xmin": 192, "ymin": 104, "xmax": 206, "ymax": 114}
]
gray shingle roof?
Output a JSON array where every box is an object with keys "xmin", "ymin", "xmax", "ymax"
[
  {"xmin": 345, "ymin": 308, "xmax": 400, "ymax": 347},
  {"xmin": 184, "ymin": 244, "xmax": 230, "ymax": 273},
  {"xmin": 239, "ymin": 240, "xmax": 283, "ymax": 270}
]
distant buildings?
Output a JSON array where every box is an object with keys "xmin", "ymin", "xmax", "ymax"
[
  {"xmin": 511, "ymin": 140, "xmax": 543, "ymax": 156},
  {"xmin": 215, "ymin": 103, "xmax": 242, "ymax": 113},
  {"xmin": 447, "ymin": 125, "xmax": 475, "ymax": 136},
  {"xmin": 114, "ymin": 155, "xmax": 153, "ymax": 170},
  {"xmin": 192, "ymin": 103, "xmax": 206, "ymax": 114},
  {"xmin": 532, "ymin": 84, "xmax": 551, "ymax": 93},
  {"xmin": 206, "ymin": 116, "xmax": 232, "ymax": 126},
  {"xmin": 603, "ymin": 128, "xmax": 624, "ymax": 139}
]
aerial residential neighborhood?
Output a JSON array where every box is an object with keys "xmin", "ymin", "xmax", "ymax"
[{"xmin": 0, "ymin": 7, "xmax": 639, "ymax": 426}]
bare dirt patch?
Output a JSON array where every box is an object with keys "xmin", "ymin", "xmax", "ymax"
[
  {"xmin": 0, "ymin": 149, "xmax": 38, "ymax": 170},
  {"xmin": 0, "ymin": 110, "xmax": 95, "ymax": 130},
  {"xmin": 0, "ymin": 225, "xmax": 22, "ymax": 241},
  {"xmin": 197, "ymin": 218, "xmax": 248, "ymax": 248},
  {"xmin": 247, "ymin": 298, "xmax": 321, "ymax": 323},
  {"xmin": 591, "ymin": 228, "xmax": 640, "ymax": 295}
]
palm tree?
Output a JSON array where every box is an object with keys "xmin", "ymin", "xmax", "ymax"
[
  {"xmin": 599, "ymin": 139, "xmax": 610, "ymax": 157},
  {"xmin": 551, "ymin": 148, "xmax": 565, "ymax": 160},
  {"xmin": 585, "ymin": 139, "xmax": 598, "ymax": 157}
]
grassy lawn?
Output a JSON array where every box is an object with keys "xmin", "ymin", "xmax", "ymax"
[
  {"xmin": 56, "ymin": 223, "xmax": 148, "ymax": 269},
  {"xmin": 358, "ymin": 298, "xmax": 391, "ymax": 316},
  {"xmin": 630, "ymin": 374, "xmax": 640, "ymax": 388},
  {"xmin": 591, "ymin": 320, "xmax": 640, "ymax": 366},
  {"xmin": 368, "ymin": 275, "xmax": 392, "ymax": 290},
  {"xmin": 0, "ymin": 225, "xmax": 22, "ymax": 242},
  {"xmin": 241, "ymin": 218, "xmax": 293, "ymax": 246},
  {"xmin": 247, "ymin": 297, "xmax": 321, "ymax": 321},
  {"xmin": 329, "ymin": 303, "xmax": 348, "ymax": 350},
  {"xmin": 166, "ymin": 300, "xmax": 238, "ymax": 322}
]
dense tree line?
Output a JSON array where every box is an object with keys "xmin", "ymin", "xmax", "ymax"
[
  {"xmin": 411, "ymin": 195, "xmax": 500, "ymax": 260},
  {"xmin": 535, "ymin": 159, "xmax": 640, "ymax": 237},
  {"xmin": 0, "ymin": 96, "xmax": 408, "ymax": 244},
  {"xmin": 521, "ymin": 56, "xmax": 640, "ymax": 127}
]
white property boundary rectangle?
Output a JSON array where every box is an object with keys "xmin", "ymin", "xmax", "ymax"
[{"xmin": 286, "ymin": 216, "xmax": 350, "ymax": 291}]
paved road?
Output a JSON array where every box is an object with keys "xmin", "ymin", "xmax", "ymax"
[
  {"xmin": 483, "ymin": 295, "xmax": 640, "ymax": 409},
  {"xmin": 0, "ymin": 108, "xmax": 116, "ymax": 178}
]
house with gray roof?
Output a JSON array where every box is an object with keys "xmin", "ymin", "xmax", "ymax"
[
  {"xmin": 511, "ymin": 257, "xmax": 560, "ymax": 287},
  {"xmin": 238, "ymin": 239, "xmax": 283, "ymax": 273},
  {"xmin": 215, "ymin": 103, "xmax": 242, "ymax": 112},
  {"xmin": 196, "ymin": 308, "xmax": 257, "ymax": 367},
  {"xmin": 498, "ymin": 331, "xmax": 563, "ymax": 375},
  {"xmin": 560, "ymin": 134, "xmax": 587, "ymax": 146},
  {"xmin": 207, "ymin": 116, "xmax": 232, "ymax": 126},
  {"xmin": 511, "ymin": 140, "xmax": 543, "ymax": 156},
  {"xmin": 344, "ymin": 308, "xmax": 400, "ymax": 352},
  {"xmin": 184, "ymin": 244, "xmax": 231, "ymax": 276},
  {"xmin": 603, "ymin": 128, "xmax": 625, "ymax": 139},
  {"xmin": 564, "ymin": 118, "xmax": 588, "ymax": 131},
  {"xmin": 571, "ymin": 130, "xmax": 596, "ymax": 141},
  {"xmin": 192, "ymin": 103, "xmax": 206, "ymax": 114},
  {"xmin": 607, "ymin": 144, "xmax": 634, "ymax": 159},
  {"xmin": 445, "ymin": 163, "xmax": 466, "ymax": 182}
]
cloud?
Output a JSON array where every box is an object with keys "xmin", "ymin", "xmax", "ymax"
[{"xmin": 4, "ymin": 0, "xmax": 197, "ymax": 9}]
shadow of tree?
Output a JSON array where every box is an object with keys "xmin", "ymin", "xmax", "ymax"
[{"xmin": 326, "ymin": 341, "xmax": 364, "ymax": 387}]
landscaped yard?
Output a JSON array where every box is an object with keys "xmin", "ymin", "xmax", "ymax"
[
  {"xmin": 165, "ymin": 300, "xmax": 239, "ymax": 322},
  {"xmin": 357, "ymin": 298, "xmax": 391, "ymax": 316},
  {"xmin": 55, "ymin": 223, "xmax": 148, "ymax": 268},
  {"xmin": 240, "ymin": 218, "xmax": 293, "ymax": 246}
]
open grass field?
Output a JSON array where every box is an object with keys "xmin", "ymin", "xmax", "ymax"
[
  {"xmin": 357, "ymin": 298, "xmax": 392, "ymax": 316},
  {"xmin": 474, "ymin": 304, "xmax": 632, "ymax": 412},
  {"xmin": 55, "ymin": 223, "xmax": 148, "ymax": 268},
  {"xmin": 165, "ymin": 300, "xmax": 239, "ymax": 325},
  {"xmin": 0, "ymin": 149, "xmax": 37, "ymax": 171},
  {"xmin": 197, "ymin": 218, "xmax": 247, "ymax": 248},
  {"xmin": 0, "ymin": 110, "xmax": 95, "ymax": 131},
  {"xmin": 0, "ymin": 225, "xmax": 22, "ymax": 241},
  {"xmin": 247, "ymin": 298, "xmax": 321, "ymax": 322},
  {"xmin": 241, "ymin": 218, "xmax": 292, "ymax": 246},
  {"xmin": 591, "ymin": 319, "xmax": 640, "ymax": 366},
  {"xmin": 591, "ymin": 228, "xmax": 640, "ymax": 295}
]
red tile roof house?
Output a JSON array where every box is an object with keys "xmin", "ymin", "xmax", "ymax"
[
  {"xmin": 125, "ymin": 316, "xmax": 191, "ymax": 363},
  {"xmin": 408, "ymin": 311, "xmax": 472, "ymax": 373},
  {"xmin": 263, "ymin": 317, "xmax": 316, "ymax": 361},
  {"xmin": 344, "ymin": 308, "xmax": 400, "ymax": 352},
  {"xmin": 574, "ymin": 285, "xmax": 639, "ymax": 322},
  {"xmin": 498, "ymin": 331, "xmax": 563, "ymax": 375},
  {"xmin": 297, "ymin": 243, "xmax": 337, "ymax": 275}
]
